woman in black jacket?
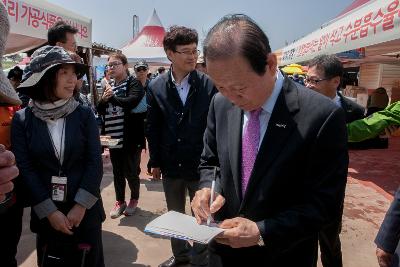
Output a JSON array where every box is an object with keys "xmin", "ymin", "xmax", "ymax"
[
  {"xmin": 11, "ymin": 45, "xmax": 105, "ymax": 267},
  {"xmin": 97, "ymin": 53, "xmax": 145, "ymax": 219}
]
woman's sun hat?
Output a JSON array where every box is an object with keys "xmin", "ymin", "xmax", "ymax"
[{"xmin": 18, "ymin": 45, "xmax": 87, "ymax": 93}]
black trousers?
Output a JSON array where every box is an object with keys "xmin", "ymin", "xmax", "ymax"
[
  {"xmin": 36, "ymin": 225, "xmax": 104, "ymax": 267},
  {"xmin": 162, "ymin": 177, "xmax": 208, "ymax": 266},
  {"xmin": 319, "ymin": 219, "xmax": 343, "ymax": 267},
  {"xmin": 110, "ymin": 147, "xmax": 142, "ymax": 202},
  {"xmin": 0, "ymin": 203, "xmax": 23, "ymax": 267}
]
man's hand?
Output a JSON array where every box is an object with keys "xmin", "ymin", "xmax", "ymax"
[
  {"xmin": 67, "ymin": 203, "xmax": 86, "ymax": 227},
  {"xmin": 47, "ymin": 210, "xmax": 73, "ymax": 235},
  {"xmin": 152, "ymin": 167, "xmax": 161, "ymax": 180},
  {"xmin": 376, "ymin": 247, "xmax": 393, "ymax": 267},
  {"xmin": 380, "ymin": 125, "xmax": 399, "ymax": 138},
  {"xmin": 215, "ymin": 217, "xmax": 260, "ymax": 248},
  {"xmin": 101, "ymin": 86, "xmax": 113, "ymax": 101},
  {"xmin": 191, "ymin": 187, "xmax": 225, "ymax": 224},
  {"xmin": 0, "ymin": 145, "xmax": 19, "ymax": 202}
]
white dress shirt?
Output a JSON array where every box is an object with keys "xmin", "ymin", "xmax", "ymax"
[
  {"xmin": 171, "ymin": 71, "xmax": 191, "ymax": 105},
  {"xmin": 46, "ymin": 118, "xmax": 66, "ymax": 164},
  {"xmin": 333, "ymin": 93, "xmax": 341, "ymax": 107},
  {"xmin": 242, "ymin": 70, "xmax": 284, "ymax": 149}
]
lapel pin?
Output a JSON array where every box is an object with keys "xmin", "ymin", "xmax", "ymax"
[{"xmin": 275, "ymin": 123, "xmax": 286, "ymax": 128}]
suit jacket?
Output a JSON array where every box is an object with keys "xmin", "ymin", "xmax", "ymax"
[
  {"xmin": 338, "ymin": 92, "xmax": 365, "ymax": 123},
  {"xmin": 11, "ymin": 106, "xmax": 105, "ymax": 233},
  {"xmin": 146, "ymin": 69, "xmax": 217, "ymax": 179},
  {"xmin": 199, "ymin": 78, "xmax": 349, "ymax": 266},
  {"xmin": 375, "ymin": 188, "xmax": 400, "ymax": 255}
]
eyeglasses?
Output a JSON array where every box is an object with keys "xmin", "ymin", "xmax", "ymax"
[
  {"xmin": 107, "ymin": 62, "xmax": 123, "ymax": 69},
  {"xmin": 174, "ymin": 49, "xmax": 200, "ymax": 57},
  {"xmin": 304, "ymin": 76, "xmax": 329, "ymax": 85},
  {"xmin": 135, "ymin": 66, "xmax": 148, "ymax": 72}
]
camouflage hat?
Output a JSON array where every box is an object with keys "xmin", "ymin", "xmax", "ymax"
[
  {"xmin": 18, "ymin": 45, "xmax": 87, "ymax": 91},
  {"xmin": 134, "ymin": 59, "xmax": 148, "ymax": 70}
]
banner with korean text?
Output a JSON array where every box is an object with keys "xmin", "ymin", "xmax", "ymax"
[
  {"xmin": 2, "ymin": 0, "xmax": 92, "ymax": 54},
  {"xmin": 279, "ymin": 0, "xmax": 400, "ymax": 65}
]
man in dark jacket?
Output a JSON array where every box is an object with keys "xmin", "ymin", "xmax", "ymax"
[
  {"xmin": 190, "ymin": 15, "xmax": 347, "ymax": 267},
  {"xmin": 97, "ymin": 53, "xmax": 145, "ymax": 219},
  {"xmin": 146, "ymin": 26, "xmax": 217, "ymax": 267},
  {"xmin": 305, "ymin": 54, "xmax": 358, "ymax": 267}
]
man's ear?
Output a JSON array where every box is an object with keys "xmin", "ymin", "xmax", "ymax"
[
  {"xmin": 166, "ymin": 49, "xmax": 174, "ymax": 62},
  {"xmin": 266, "ymin": 53, "xmax": 278, "ymax": 73},
  {"xmin": 332, "ymin": 76, "xmax": 341, "ymax": 88}
]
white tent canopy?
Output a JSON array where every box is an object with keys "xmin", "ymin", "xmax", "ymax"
[
  {"xmin": 3, "ymin": 0, "xmax": 92, "ymax": 54},
  {"xmin": 279, "ymin": 0, "xmax": 400, "ymax": 66},
  {"xmin": 121, "ymin": 9, "xmax": 169, "ymax": 64}
]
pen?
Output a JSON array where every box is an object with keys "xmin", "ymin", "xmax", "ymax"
[{"xmin": 207, "ymin": 167, "xmax": 217, "ymax": 226}]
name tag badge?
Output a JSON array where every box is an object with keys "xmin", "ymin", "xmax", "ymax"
[{"xmin": 51, "ymin": 176, "xmax": 67, "ymax": 202}]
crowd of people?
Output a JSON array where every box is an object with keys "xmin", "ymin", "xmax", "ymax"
[{"xmin": 1, "ymin": 2, "xmax": 400, "ymax": 267}]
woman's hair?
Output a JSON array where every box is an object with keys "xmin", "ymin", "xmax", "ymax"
[
  {"xmin": 108, "ymin": 52, "xmax": 130, "ymax": 76},
  {"xmin": 108, "ymin": 52, "xmax": 128, "ymax": 65},
  {"xmin": 7, "ymin": 66, "xmax": 23, "ymax": 81}
]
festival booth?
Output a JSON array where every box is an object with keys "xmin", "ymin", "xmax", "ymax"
[
  {"xmin": 121, "ymin": 9, "xmax": 170, "ymax": 65},
  {"xmin": 0, "ymin": 0, "xmax": 110, "ymax": 102},
  {"xmin": 277, "ymin": 0, "xmax": 400, "ymax": 105},
  {"xmin": 2, "ymin": 0, "xmax": 92, "ymax": 54}
]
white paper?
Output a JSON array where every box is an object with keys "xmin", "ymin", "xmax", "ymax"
[{"xmin": 144, "ymin": 211, "xmax": 224, "ymax": 244}]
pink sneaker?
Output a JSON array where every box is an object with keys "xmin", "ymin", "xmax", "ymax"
[
  {"xmin": 110, "ymin": 201, "xmax": 126, "ymax": 219},
  {"xmin": 124, "ymin": 199, "xmax": 138, "ymax": 216}
]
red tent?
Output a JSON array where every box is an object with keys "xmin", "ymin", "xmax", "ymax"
[{"xmin": 121, "ymin": 9, "xmax": 169, "ymax": 64}]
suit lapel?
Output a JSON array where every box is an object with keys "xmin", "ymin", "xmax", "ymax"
[
  {"xmin": 35, "ymin": 116, "xmax": 60, "ymax": 167},
  {"xmin": 240, "ymin": 78, "xmax": 299, "ymax": 209},
  {"xmin": 62, "ymin": 113, "xmax": 75, "ymax": 168},
  {"xmin": 228, "ymin": 104, "xmax": 243, "ymax": 201}
]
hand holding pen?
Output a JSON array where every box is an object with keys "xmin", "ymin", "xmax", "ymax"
[{"xmin": 191, "ymin": 167, "xmax": 225, "ymax": 225}]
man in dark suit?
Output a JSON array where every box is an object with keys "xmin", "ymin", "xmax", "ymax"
[
  {"xmin": 305, "ymin": 54, "xmax": 364, "ymax": 267},
  {"xmin": 191, "ymin": 14, "xmax": 348, "ymax": 266},
  {"xmin": 375, "ymin": 188, "xmax": 400, "ymax": 267},
  {"xmin": 146, "ymin": 26, "xmax": 217, "ymax": 267},
  {"xmin": 306, "ymin": 55, "xmax": 365, "ymax": 124}
]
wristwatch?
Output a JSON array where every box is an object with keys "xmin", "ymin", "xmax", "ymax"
[{"xmin": 257, "ymin": 234, "xmax": 265, "ymax": 246}]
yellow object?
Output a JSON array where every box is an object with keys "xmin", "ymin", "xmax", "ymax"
[{"xmin": 281, "ymin": 64, "xmax": 306, "ymax": 75}]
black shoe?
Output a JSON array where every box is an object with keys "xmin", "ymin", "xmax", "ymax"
[{"xmin": 159, "ymin": 256, "xmax": 190, "ymax": 267}]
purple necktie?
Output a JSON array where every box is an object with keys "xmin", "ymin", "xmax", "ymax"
[{"xmin": 241, "ymin": 108, "xmax": 262, "ymax": 196}]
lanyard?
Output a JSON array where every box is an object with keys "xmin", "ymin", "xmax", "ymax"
[{"xmin": 47, "ymin": 119, "xmax": 66, "ymax": 176}]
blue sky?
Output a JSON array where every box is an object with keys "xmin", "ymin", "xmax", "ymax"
[{"xmin": 47, "ymin": 0, "xmax": 353, "ymax": 51}]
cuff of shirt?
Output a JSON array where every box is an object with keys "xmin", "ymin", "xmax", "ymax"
[
  {"xmin": 33, "ymin": 198, "xmax": 58, "ymax": 219},
  {"xmin": 74, "ymin": 188, "xmax": 98, "ymax": 209}
]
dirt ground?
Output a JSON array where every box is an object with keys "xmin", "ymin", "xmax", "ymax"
[{"xmin": 17, "ymin": 138, "xmax": 400, "ymax": 267}]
